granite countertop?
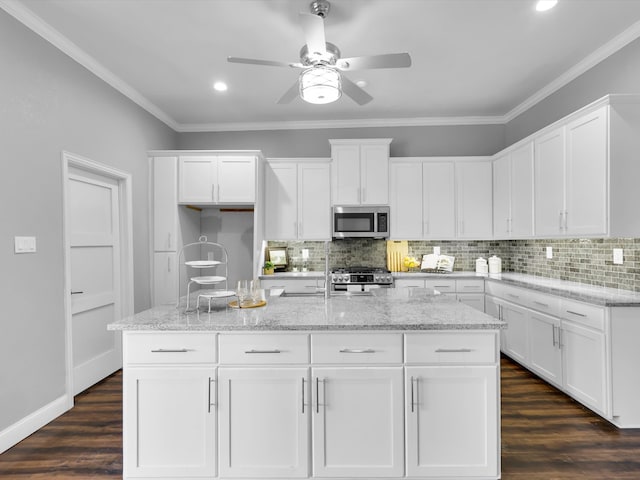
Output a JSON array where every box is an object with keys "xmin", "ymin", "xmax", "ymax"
[
  {"xmin": 486, "ymin": 273, "xmax": 640, "ymax": 307},
  {"xmin": 108, "ymin": 289, "xmax": 505, "ymax": 332},
  {"xmin": 260, "ymin": 270, "xmax": 640, "ymax": 306}
]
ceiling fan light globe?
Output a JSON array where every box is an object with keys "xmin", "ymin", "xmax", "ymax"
[{"xmin": 299, "ymin": 66, "xmax": 341, "ymax": 104}]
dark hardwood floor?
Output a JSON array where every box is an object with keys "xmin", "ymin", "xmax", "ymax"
[{"xmin": 1, "ymin": 356, "xmax": 639, "ymax": 479}]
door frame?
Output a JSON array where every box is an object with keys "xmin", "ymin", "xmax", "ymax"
[{"xmin": 61, "ymin": 151, "xmax": 134, "ymax": 403}]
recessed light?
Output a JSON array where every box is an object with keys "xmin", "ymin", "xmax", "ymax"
[
  {"xmin": 213, "ymin": 81, "xmax": 228, "ymax": 92},
  {"xmin": 356, "ymin": 80, "xmax": 368, "ymax": 88},
  {"xmin": 535, "ymin": 0, "xmax": 558, "ymax": 12}
]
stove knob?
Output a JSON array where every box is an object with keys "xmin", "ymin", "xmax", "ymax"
[{"xmin": 342, "ymin": 274, "xmax": 349, "ymax": 282}]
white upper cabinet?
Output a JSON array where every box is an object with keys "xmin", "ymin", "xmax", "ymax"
[
  {"xmin": 530, "ymin": 96, "xmax": 640, "ymax": 238},
  {"xmin": 424, "ymin": 161, "xmax": 456, "ymax": 238},
  {"xmin": 534, "ymin": 126, "xmax": 566, "ymax": 236},
  {"xmin": 493, "ymin": 142, "xmax": 534, "ymax": 239},
  {"xmin": 330, "ymin": 139, "xmax": 391, "ymax": 205},
  {"xmin": 152, "ymin": 156, "xmax": 178, "ymax": 251},
  {"xmin": 178, "ymin": 154, "xmax": 256, "ymax": 204},
  {"xmin": 565, "ymin": 107, "xmax": 608, "ymax": 236},
  {"xmin": 265, "ymin": 159, "xmax": 331, "ymax": 241},
  {"xmin": 390, "ymin": 159, "xmax": 456, "ymax": 239},
  {"xmin": 456, "ymin": 159, "xmax": 493, "ymax": 239}
]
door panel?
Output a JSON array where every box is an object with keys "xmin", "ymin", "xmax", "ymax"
[{"xmin": 68, "ymin": 173, "xmax": 122, "ymax": 395}]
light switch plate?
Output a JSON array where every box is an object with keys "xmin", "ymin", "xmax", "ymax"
[
  {"xmin": 433, "ymin": 246, "xmax": 441, "ymax": 255},
  {"xmin": 14, "ymin": 236, "xmax": 37, "ymax": 253},
  {"xmin": 546, "ymin": 246, "xmax": 553, "ymax": 259},
  {"xmin": 613, "ymin": 248, "xmax": 624, "ymax": 265}
]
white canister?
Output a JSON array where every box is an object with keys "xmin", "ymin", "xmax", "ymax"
[
  {"xmin": 475, "ymin": 257, "xmax": 488, "ymax": 274},
  {"xmin": 488, "ymin": 255, "xmax": 502, "ymax": 274}
]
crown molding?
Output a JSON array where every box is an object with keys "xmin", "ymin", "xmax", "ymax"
[
  {"xmin": 176, "ymin": 115, "xmax": 506, "ymax": 133},
  {"xmin": 3, "ymin": 0, "xmax": 640, "ymax": 133},
  {"xmin": 0, "ymin": 0, "xmax": 180, "ymax": 131},
  {"xmin": 504, "ymin": 19, "xmax": 640, "ymax": 122}
]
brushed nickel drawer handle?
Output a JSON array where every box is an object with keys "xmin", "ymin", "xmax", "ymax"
[
  {"xmin": 507, "ymin": 293, "xmax": 520, "ymax": 299},
  {"xmin": 533, "ymin": 301, "xmax": 549, "ymax": 307},
  {"xmin": 339, "ymin": 348, "xmax": 375, "ymax": 353},
  {"xmin": 435, "ymin": 348, "xmax": 473, "ymax": 353},
  {"xmin": 244, "ymin": 349, "xmax": 282, "ymax": 354},
  {"xmin": 566, "ymin": 310, "xmax": 587, "ymax": 317},
  {"xmin": 151, "ymin": 348, "xmax": 189, "ymax": 353}
]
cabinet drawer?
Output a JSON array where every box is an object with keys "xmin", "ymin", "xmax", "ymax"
[
  {"xmin": 456, "ymin": 279, "xmax": 485, "ymax": 293},
  {"xmin": 311, "ymin": 333, "xmax": 403, "ymax": 364},
  {"xmin": 560, "ymin": 298, "xmax": 605, "ymax": 331},
  {"xmin": 261, "ymin": 278, "xmax": 323, "ymax": 294},
  {"xmin": 425, "ymin": 279, "xmax": 456, "ymax": 293},
  {"xmin": 394, "ymin": 278, "xmax": 426, "ymax": 289},
  {"xmin": 124, "ymin": 332, "xmax": 216, "ymax": 365},
  {"xmin": 405, "ymin": 332, "xmax": 497, "ymax": 364},
  {"xmin": 485, "ymin": 281, "xmax": 528, "ymax": 304},
  {"xmin": 525, "ymin": 290, "xmax": 561, "ymax": 316},
  {"xmin": 219, "ymin": 333, "xmax": 309, "ymax": 364}
]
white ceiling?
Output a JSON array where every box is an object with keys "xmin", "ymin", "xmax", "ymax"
[{"xmin": 3, "ymin": 0, "xmax": 640, "ymax": 132}]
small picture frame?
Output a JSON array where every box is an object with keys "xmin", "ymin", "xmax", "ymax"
[{"xmin": 268, "ymin": 248, "xmax": 287, "ymax": 269}]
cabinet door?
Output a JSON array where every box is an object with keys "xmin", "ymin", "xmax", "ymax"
[
  {"xmin": 331, "ymin": 144, "xmax": 361, "ymax": 205},
  {"xmin": 534, "ymin": 127, "xmax": 565, "ymax": 236},
  {"xmin": 528, "ymin": 311, "xmax": 562, "ymax": 387},
  {"xmin": 123, "ymin": 367, "xmax": 216, "ymax": 478},
  {"xmin": 390, "ymin": 162, "xmax": 423, "ymax": 239},
  {"xmin": 299, "ymin": 162, "xmax": 331, "ymax": 240},
  {"xmin": 153, "ymin": 252, "xmax": 177, "ymax": 306},
  {"xmin": 485, "ymin": 297, "xmax": 506, "ymax": 351},
  {"xmin": 265, "ymin": 162, "xmax": 298, "ymax": 240},
  {"xmin": 561, "ymin": 320, "xmax": 608, "ymax": 416},
  {"xmin": 456, "ymin": 161, "xmax": 493, "ymax": 238},
  {"xmin": 152, "ymin": 156, "xmax": 178, "ymax": 251},
  {"xmin": 565, "ymin": 107, "xmax": 608, "ymax": 235},
  {"xmin": 218, "ymin": 155, "xmax": 256, "ymax": 203},
  {"xmin": 312, "ymin": 367, "xmax": 404, "ymax": 478},
  {"xmin": 218, "ymin": 367, "xmax": 309, "ymax": 478},
  {"xmin": 360, "ymin": 143, "xmax": 389, "ymax": 205},
  {"xmin": 492, "ymin": 154, "xmax": 511, "ymax": 238},
  {"xmin": 406, "ymin": 366, "xmax": 498, "ymax": 478},
  {"xmin": 510, "ymin": 142, "xmax": 534, "ymax": 237},
  {"xmin": 457, "ymin": 293, "xmax": 485, "ymax": 312},
  {"xmin": 501, "ymin": 301, "xmax": 529, "ymax": 365},
  {"xmin": 423, "ymin": 161, "xmax": 456, "ymax": 238},
  {"xmin": 178, "ymin": 155, "xmax": 216, "ymax": 203}
]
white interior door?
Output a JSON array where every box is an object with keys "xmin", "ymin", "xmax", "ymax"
[{"xmin": 68, "ymin": 170, "xmax": 122, "ymax": 395}]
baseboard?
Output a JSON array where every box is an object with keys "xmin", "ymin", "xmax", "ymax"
[{"xmin": 0, "ymin": 394, "xmax": 72, "ymax": 454}]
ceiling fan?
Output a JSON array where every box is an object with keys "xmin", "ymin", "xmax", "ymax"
[{"xmin": 227, "ymin": 0, "xmax": 411, "ymax": 105}]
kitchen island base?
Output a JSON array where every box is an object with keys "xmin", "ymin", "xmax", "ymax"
[{"xmin": 121, "ymin": 329, "xmax": 501, "ymax": 480}]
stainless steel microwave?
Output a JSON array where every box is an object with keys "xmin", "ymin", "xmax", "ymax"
[{"xmin": 332, "ymin": 206, "xmax": 390, "ymax": 239}]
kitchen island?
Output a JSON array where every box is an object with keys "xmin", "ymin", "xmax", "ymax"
[{"xmin": 109, "ymin": 290, "xmax": 505, "ymax": 480}]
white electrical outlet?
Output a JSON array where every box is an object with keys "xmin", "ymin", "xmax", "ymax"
[
  {"xmin": 433, "ymin": 246, "xmax": 441, "ymax": 255},
  {"xmin": 613, "ymin": 248, "xmax": 624, "ymax": 265},
  {"xmin": 546, "ymin": 246, "xmax": 553, "ymax": 259},
  {"xmin": 14, "ymin": 236, "xmax": 37, "ymax": 253}
]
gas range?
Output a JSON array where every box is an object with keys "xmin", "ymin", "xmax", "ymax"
[{"xmin": 330, "ymin": 266, "xmax": 394, "ymax": 290}]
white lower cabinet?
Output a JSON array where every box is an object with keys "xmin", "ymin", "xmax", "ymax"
[
  {"xmin": 217, "ymin": 367, "xmax": 310, "ymax": 478},
  {"xmin": 528, "ymin": 311, "xmax": 562, "ymax": 388},
  {"xmin": 561, "ymin": 320, "xmax": 608, "ymax": 416},
  {"xmin": 311, "ymin": 367, "xmax": 404, "ymax": 478},
  {"xmin": 499, "ymin": 301, "xmax": 529, "ymax": 365},
  {"xmin": 406, "ymin": 366, "xmax": 498, "ymax": 478},
  {"xmin": 123, "ymin": 367, "xmax": 216, "ymax": 478}
]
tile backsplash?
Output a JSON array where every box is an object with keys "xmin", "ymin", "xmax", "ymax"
[{"xmin": 267, "ymin": 238, "xmax": 640, "ymax": 292}]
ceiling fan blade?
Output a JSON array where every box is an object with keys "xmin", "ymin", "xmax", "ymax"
[
  {"xmin": 277, "ymin": 80, "xmax": 300, "ymax": 104},
  {"xmin": 337, "ymin": 53, "xmax": 412, "ymax": 71},
  {"xmin": 299, "ymin": 12, "xmax": 327, "ymax": 56},
  {"xmin": 341, "ymin": 76, "xmax": 373, "ymax": 105},
  {"xmin": 227, "ymin": 56, "xmax": 303, "ymax": 68}
]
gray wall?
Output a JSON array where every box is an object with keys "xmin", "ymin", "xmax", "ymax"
[
  {"xmin": 178, "ymin": 124, "xmax": 505, "ymax": 158},
  {"xmin": 505, "ymin": 36, "xmax": 640, "ymax": 145},
  {"xmin": 0, "ymin": 11, "xmax": 177, "ymax": 433}
]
